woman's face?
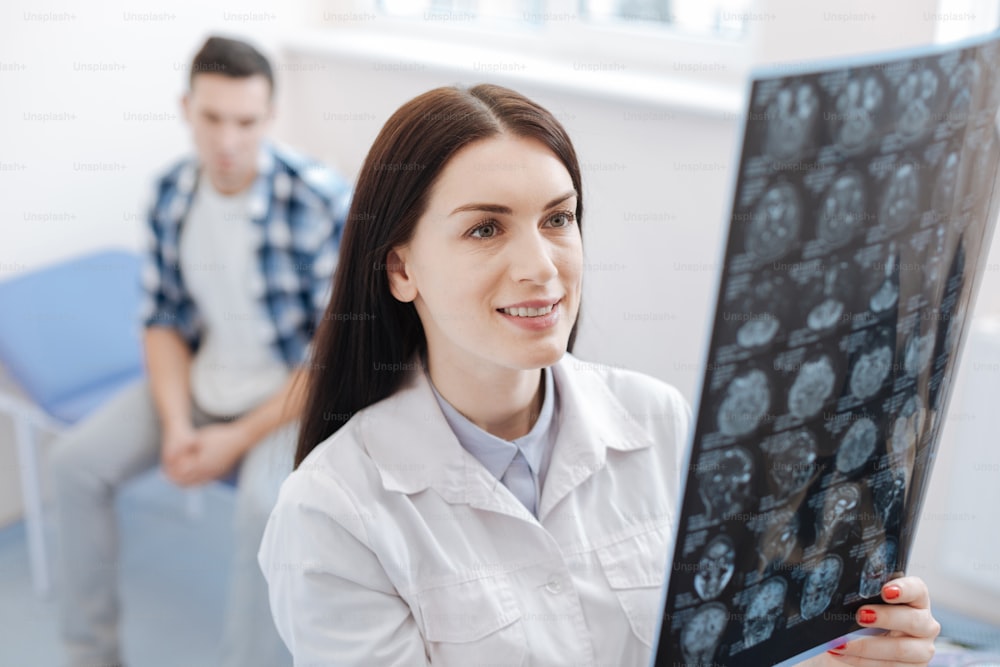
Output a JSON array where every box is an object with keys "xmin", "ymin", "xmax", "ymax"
[{"xmin": 388, "ymin": 133, "xmax": 582, "ymax": 375}]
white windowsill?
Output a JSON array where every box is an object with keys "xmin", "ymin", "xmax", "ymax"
[{"xmin": 282, "ymin": 26, "xmax": 748, "ymax": 117}]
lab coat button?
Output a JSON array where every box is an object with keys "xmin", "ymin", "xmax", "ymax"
[{"xmin": 545, "ymin": 578, "xmax": 561, "ymax": 594}]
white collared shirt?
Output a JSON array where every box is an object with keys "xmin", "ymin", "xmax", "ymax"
[{"xmin": 259, "ymin": 353, "xmax": 691, "ymax": 666}]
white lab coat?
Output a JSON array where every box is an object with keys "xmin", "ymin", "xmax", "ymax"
[{"xmin": 259, "ymin": 353, "xmax": 691, "ymax": 666}]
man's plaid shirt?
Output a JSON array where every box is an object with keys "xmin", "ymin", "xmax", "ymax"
[{"xmin": 140, "ymin": 142, "xmax": 351, "ymax": 367}]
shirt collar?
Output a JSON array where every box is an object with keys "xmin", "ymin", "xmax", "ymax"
[{"xmin": 428, "ymin": 367, "xmax": 555, "ymax": 481}]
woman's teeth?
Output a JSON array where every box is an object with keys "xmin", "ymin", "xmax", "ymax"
[{"xmin": 501, "ymin": 304, "xmax": 554, "ymax": 317}]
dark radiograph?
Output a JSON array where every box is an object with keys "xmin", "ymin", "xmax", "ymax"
[
  {"xmin": 831, "ymin": 74, "xmax": 885, "ymax": 154},
  {"xmin": 680, "ymin": 602, "xmax": 729, "ymax": 666},
  {"xmin": 787, "ymin": 355, "xmax": 836, "ymax": 420},
  {"xmin": 800, "ymin": 555, "xmax": 843, "ymax": 620},
  {"xmin": 696, "ymin": 447, "xmax": 755, "ymax": 521},
  {"xmin": 895, "ymin": 66, "xmax": 940, "ymax": 141},
  {"xmin": 747, "ymin": 182, "xmax": 801, "ymax": 262},
  {"xmin": 761, "ymin": 428, "xmax": 819, "ymax": 499},
  {"xmin": 879, "ymin": 164, "xmax": 920, "ymax": 234},
  {"xmin": 717, "ymin": 370, "xmax": 771, "ymax": 437},
  {"xmin": 764, "ymin": 82, "xmax": 820, "ymax": 161},
  {"xmin": 742, "ymin": 577, "xmax": 788, "ymax": 648},
  {"xmin": 817, "ymin": 172, "xmax": 867, "ymax": 249},
  {"xmin": 658, "ymin": 37, "xmax": 1000, "ymax": 667},
  {"xmin": 859, "ymin": 538, "xmax": 898, "ymax": 598},
  {"xmin": 816, "ymin": 483, "xmax": 861, "ymax": 549},
  {"xmin": 835, "ymin": 417, "xmax": 878, "ymax": 474},
  {"xmin": 694, "ymin": 535, "xmax": 736, "ymax": 601}
]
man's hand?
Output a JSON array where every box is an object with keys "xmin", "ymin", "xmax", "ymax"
[
  {"xmin": 165, "ymin": 422, "xmax": 250, "ymax": 487},
  {"xmin": 161, "ymin": 423, "xmax": 199, "ymax": 482}
]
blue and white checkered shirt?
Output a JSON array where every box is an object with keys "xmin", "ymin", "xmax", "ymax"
[{"xmin": 139, "ymin": 142, "xmax": 351, "ymax": 367}]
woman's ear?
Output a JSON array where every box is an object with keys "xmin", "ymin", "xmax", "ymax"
[{"xmin": 386, "ymin": 247, "xmax": 417, "ymax": 303}]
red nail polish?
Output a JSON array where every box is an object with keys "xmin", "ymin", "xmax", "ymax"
[
  {"xmin": 832, "ymin": 643, "xmax": 847, "ymax": 651},
  {"xmin": 883, "ymin": 585, "xmax": 901, "ymax": 600},
  {"xmin": 859, "ymin": 608, "xmax": 877, "ymax": 624}
]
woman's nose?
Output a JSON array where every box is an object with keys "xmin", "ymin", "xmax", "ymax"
[{"xmin": 507, "ymin": 228, "xmax": 558, "ymax": 284}]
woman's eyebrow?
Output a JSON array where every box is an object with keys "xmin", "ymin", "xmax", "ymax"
[{"xmin": 448, "ymin": 190, "xmax": 577, "ymax": 217}]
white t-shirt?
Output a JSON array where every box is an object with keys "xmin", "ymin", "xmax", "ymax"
[{"xmin": 179, "ymin": 174, "xmax": 290, "ymax": 417}]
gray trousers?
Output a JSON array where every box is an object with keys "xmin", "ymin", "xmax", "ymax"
[{"xmin": 48, "ymin": 380, "xmax": 293, "ymax": 667}]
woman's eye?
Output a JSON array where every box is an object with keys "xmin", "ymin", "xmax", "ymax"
[
  {"xmin": 470, "ymin": 222, "xmax": 498, "ymax": 238},
  {"xmin": 546, "ymin": 212, "xmax": 574, "ymax": 228}
]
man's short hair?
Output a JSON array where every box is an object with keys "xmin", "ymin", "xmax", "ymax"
[{"xmin": 190, "ymin": 36, "xmax": 274, "ymax": 96}]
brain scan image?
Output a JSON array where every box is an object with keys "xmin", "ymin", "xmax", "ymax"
[
  {"xmin": 960, "ymin": 127, "xmax": 999, "ymax": 208},
  {"xmin": 717, "ymin": 370, "xmax": 771, "ymax": 437},
  {"xmin": 788, "ymin": 355, "xmax": 836, "ymax": 420},
  {"xmin": 836, "ymin": 417, "xmax": 878, "ymax": 474},
  {"xmin": 891, "ymin": 394, "xmax": 925, "ymax": 463},
  {"xmin": 800, "ymin": 555, "xmax": 843, "ymax": 620},
  {"xmin": 869, "ymin": 243, "xmax": 901, "ymax": 314},
  {"xmin": 698, "ymin": 447, "xmax": 753, "ymax": 519},
  {"xmin": 873, "ymin": 467, "xmax": 907, "ymax": 531},
  {"xmin": 747, "ymin": 183, "xmax": 801, "ymax": 263},
  {"xmin": 762, "ymin": 429, "xmax": 818, "ymax": 499},
  {"xmin": 817, "ymin": 483, "xmax": 861, "ymax": 549},
  {"xmin": 694, "ymin": 535, "xmax": 737, "ymax": 601},
  {"xmin": 859, "ymin": 538, "xmax": 898, "ymax": 598},
  {"xmin": 879, "ymin": 164, "xmax": 920, "ymax": 234},
  {"xmin": 680, "ymin": 602, "xmax": 729, "ymax": 666},
  {"xmin": 733, "ymin": 273, "xmax": 788, "ymax": 349},
  {"xmin": 903, "ymin": 329, "xmax": 935, "ymax": 378},
  {"xmin": 932, "ymin": 151, "xmax": 960, "ymax": 223},
  {"xmin": 758, "ymin": 508, "xmax": 800, "ymax": 571},
  {"xmin": 849, "ymin": 345, "xmax": 893, "ymax": 401},
  {"xmin": 946, "ymin": 60, "xmax": 979, "ymax": 130},
  {"xmin": 743, "ymin": 577, "xmax": 788, "ymax": 648},
  {"xmin": 807, "ymin": 261, "xmax": 852, "ymax": 331},
  {"xmin": 923, "ymin": 225, "xmax": 948, "ymax": 293},
  {"xmin": 832, "ymin": 74, "xmax": 885, "ymax": 153},
  {"xmin": 817, "ymin": 172, "xmax": 867, "ymax": 249},
  {"xmin": 697, "ymin": 447, "xmax": 755, "ymax": 521},
  {"xmin": 895, "ymin": 67, "xmax": 940, "ymax": 140},
  {"xmin": 738, "ymin": 315, "xmax": 781, "ymax": 348},
  {"xmin": 764, "ymin": 83, "xmax": 820, "ymax": 161}
]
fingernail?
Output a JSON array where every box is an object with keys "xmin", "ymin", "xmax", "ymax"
[
  {"xmin": 883, "ymin": 585, "xmax": 901, "ymax": 600},
  {"xmin": 827, "ymin": 650, "xmax": 844, "ymax": 656},
  {"xmin": 832, "ymin": 643, "xmax": 847, "ymax": 651},
  {"xmin": 859, "ymin": 608, "xmax": 877, "ymax": 624}
]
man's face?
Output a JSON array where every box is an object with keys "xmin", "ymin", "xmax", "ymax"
[{"xmin": 182, "ymin": 73, "xmax": 272, "ymax": 194}]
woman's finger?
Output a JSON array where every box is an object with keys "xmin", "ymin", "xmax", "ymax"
[
  {"xmin": 827, "ymin": 635, "xmax": 936, "ymax": 665},
  {"xmin": 856, "ymin": 604, "xmax": 941, "ymax": 639},
  {"xmin": 879, "ymin": 576, "xmax": 931, "ymax": 610}
]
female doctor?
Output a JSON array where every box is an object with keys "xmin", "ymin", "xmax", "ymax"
[{"xmin": 258, "ymin": 84, "xmax": 940, "ymax": 666}]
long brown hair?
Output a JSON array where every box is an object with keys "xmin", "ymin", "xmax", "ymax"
[{"xmin": 295, "ymin": 84, "xmax": 584, "ymax": 467}]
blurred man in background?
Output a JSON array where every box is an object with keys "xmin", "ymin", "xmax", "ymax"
[{"xmin": 49, "ymin": 35, "xmax": 350, "ymax": 667}]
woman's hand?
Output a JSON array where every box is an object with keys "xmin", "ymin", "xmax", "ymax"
[{"xmin": 804, "ymin": 576, "xmax": 940, "ymax": 666}]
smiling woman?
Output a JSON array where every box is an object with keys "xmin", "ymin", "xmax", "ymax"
[{"xmin": 256, "ymin": 84, "xmax": 939, "ymax": 667}]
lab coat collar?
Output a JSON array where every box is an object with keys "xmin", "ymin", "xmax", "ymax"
[{"xmin": 359, "ymin": 353, "xmax": 656, "ymax": 521}]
